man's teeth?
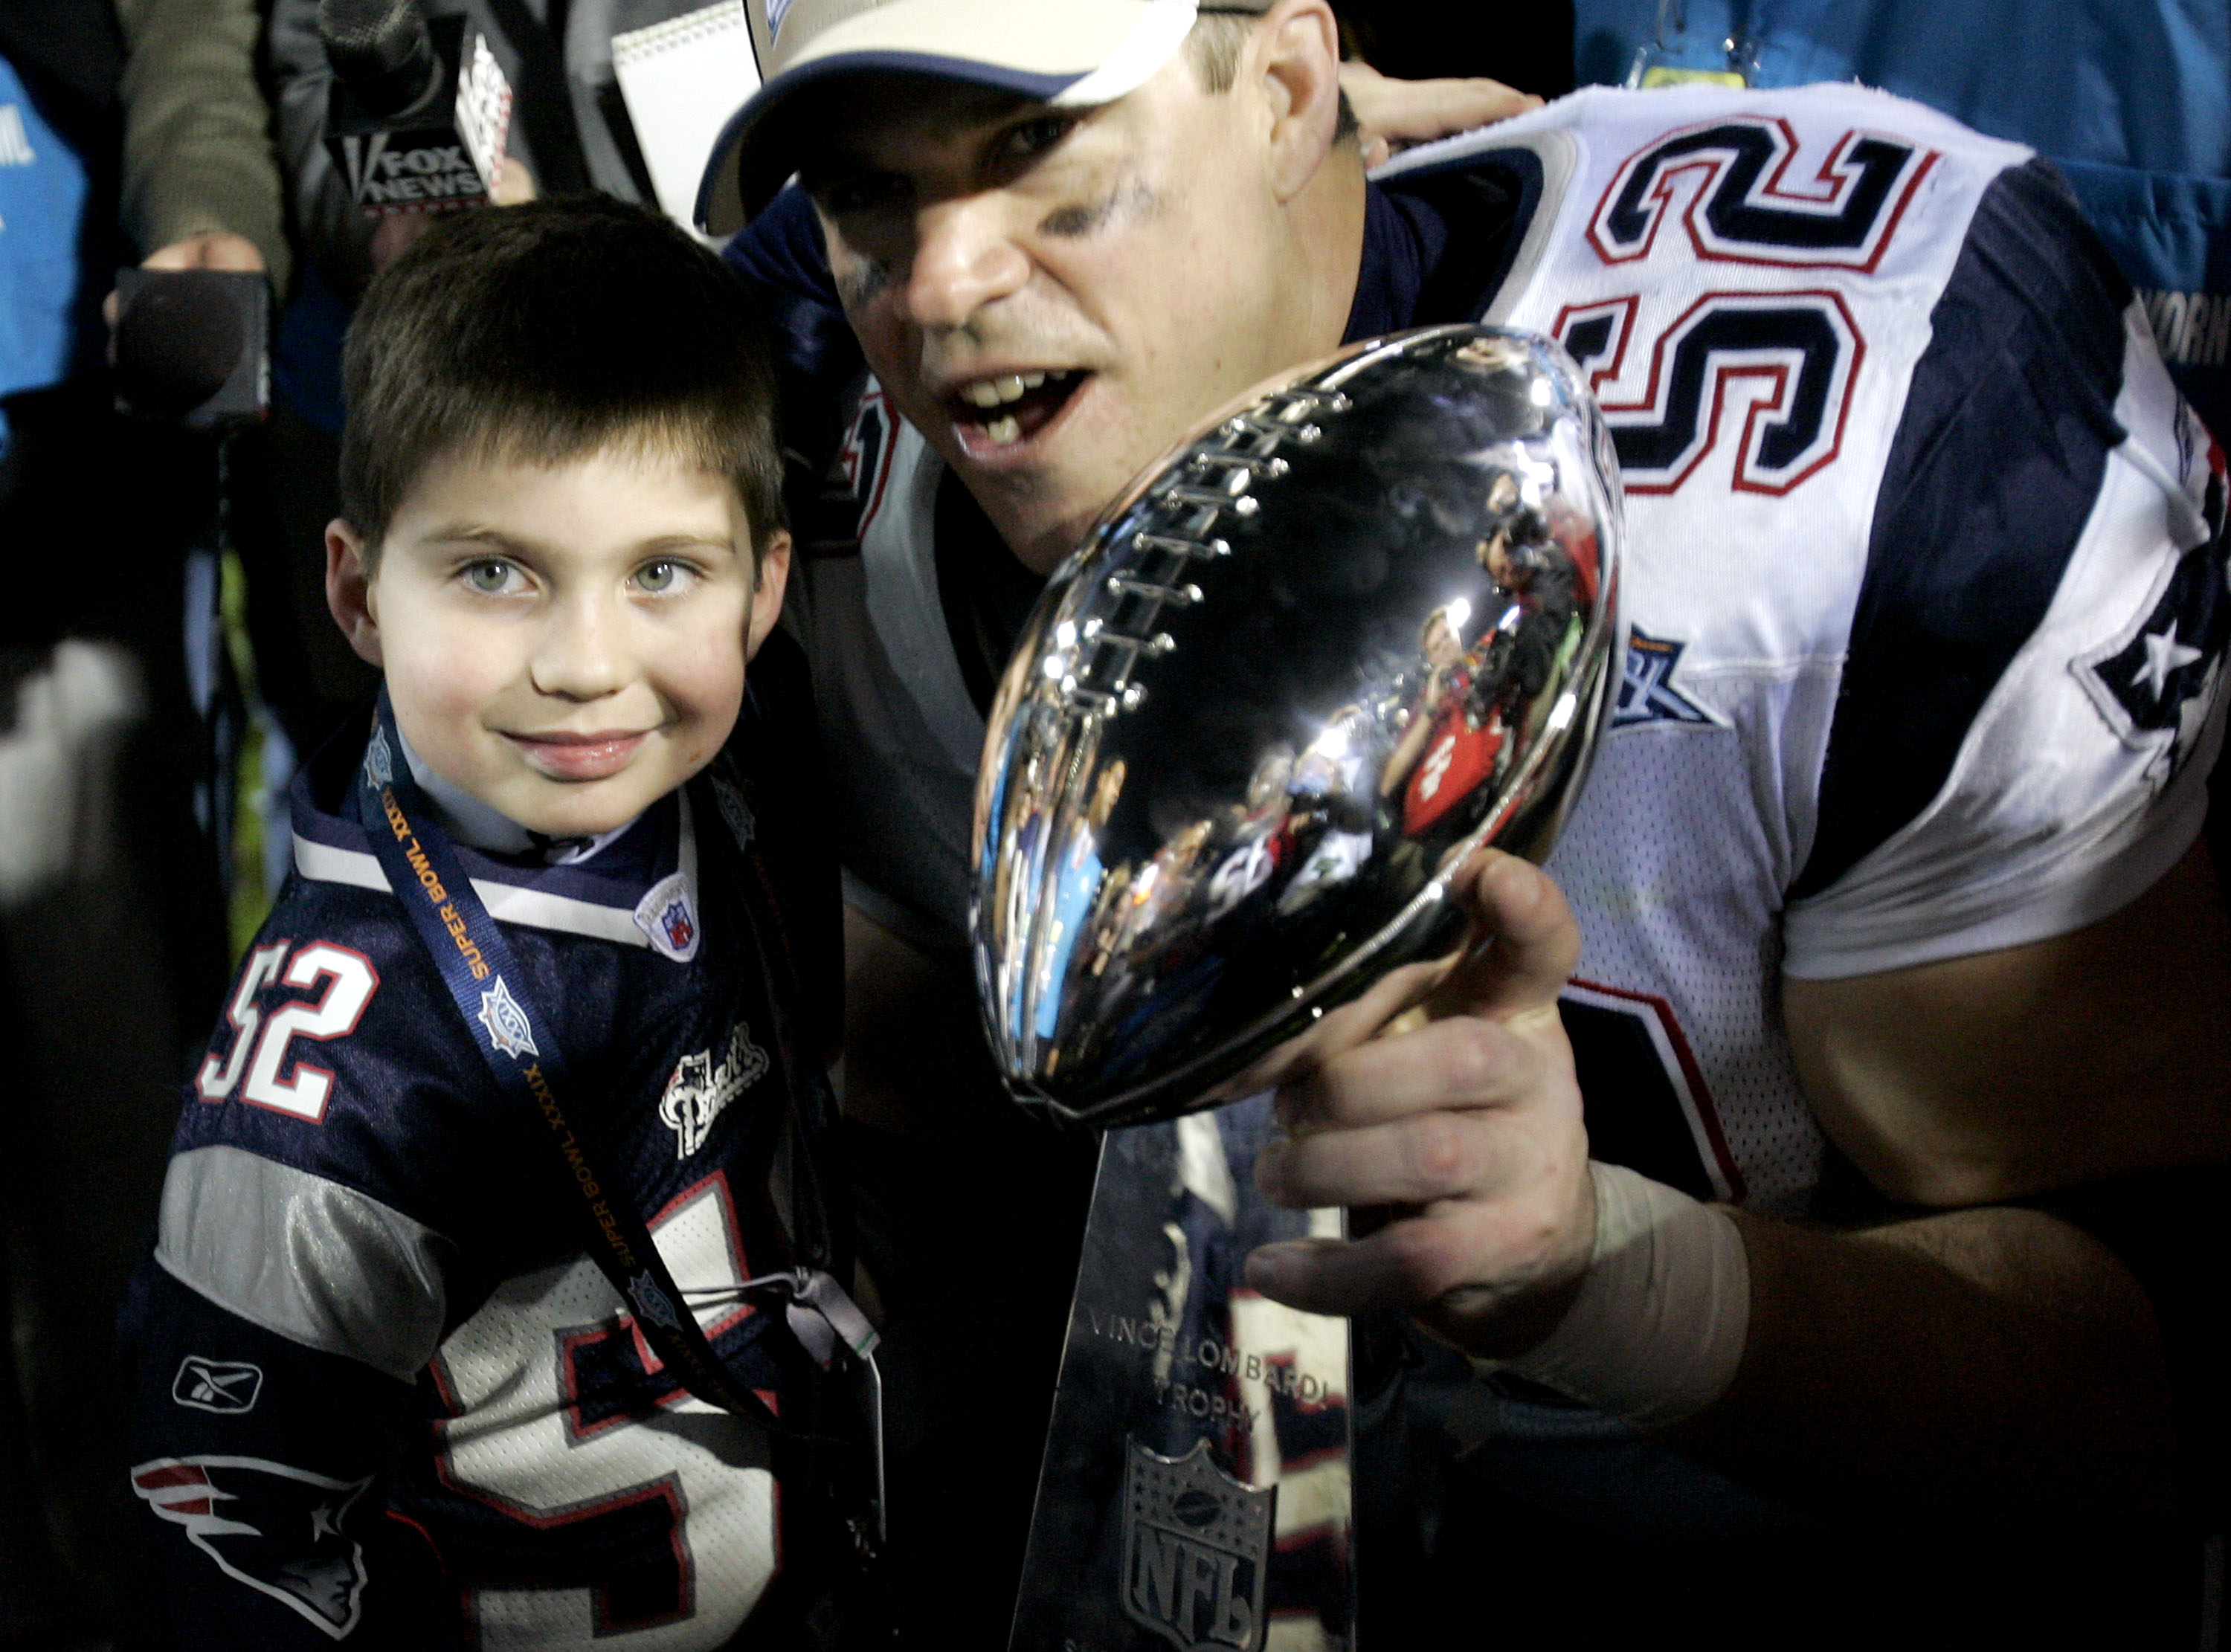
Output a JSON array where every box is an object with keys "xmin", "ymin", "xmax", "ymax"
[
  {"xmin": 962, "ymin": 370, "xmax": 1057, "ymax": 409},
  {"xmin": 987, "ymin": 414, "xmax": 1021, "ymax": 444}
]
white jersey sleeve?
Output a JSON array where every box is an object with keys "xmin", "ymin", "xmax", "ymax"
[{"xmin": 1785, "ymin": 317, "xmax": 2226, "ymax": 977}]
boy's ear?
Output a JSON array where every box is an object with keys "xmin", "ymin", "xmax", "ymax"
[
  {"xmin": 325, "ymin": 520, "xmax": 384, "ymax": 667},
  {"xmin": 744, "ymin": 529, "xmax": 793, "ymax": 662}
]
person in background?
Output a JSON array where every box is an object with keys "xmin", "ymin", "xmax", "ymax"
[
  {"xmin": 250, "ymin": 0, "xmax": 677, "ymax": 769},
  {"xmin": 0, "ymin": 1, "xmax": 284, "ymax": 1643},
  {"xmin": 249, "ymin": 0, "xmax": 1548, "ymax": 767}
]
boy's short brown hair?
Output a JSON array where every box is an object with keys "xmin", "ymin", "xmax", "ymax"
[{"xmin": 339, "ymin": 196, "xmax": 785, "ymax": 567}]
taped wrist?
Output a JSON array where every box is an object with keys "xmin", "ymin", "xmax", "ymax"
[{"xmin": 1487, "ymin": 1161, "xmax": 1751, "ymax": 1429}]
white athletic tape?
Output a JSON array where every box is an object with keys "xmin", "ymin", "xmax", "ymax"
[{"xmin": 1490, "ymin": 1161, "xmax": 1751, "ymax": 1429}]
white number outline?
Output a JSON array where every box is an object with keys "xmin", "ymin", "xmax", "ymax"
[
  {"xmin": 196, "ymin": 941, "xmax": 291, "ymax": 1103},
  {"xmin": 217, "ymin": 943, "xmax": 382, "ymax": 1123},
  {"xmin": 428, "ymin": 1170, "xmax": 778, "ymax": 1642}
]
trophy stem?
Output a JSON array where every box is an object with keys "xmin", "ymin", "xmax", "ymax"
[{"xmin": 1010, "ymin": 1094, "xmax": 1354, "ymax": 1652}]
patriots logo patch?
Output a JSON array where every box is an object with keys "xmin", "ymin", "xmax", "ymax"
[
  {"xmin": 1612, "ymin": 629, "xmax": 1719, "ymax": 729},
  {"xmin": 2078, "ymin": 465, "xmax": 2230, "ymax": 784},
  {"xmin": 131, "ymin": 1455, "xmax": 370, "ymax": 1638}
]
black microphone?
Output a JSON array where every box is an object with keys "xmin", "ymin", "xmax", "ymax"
[
  {"xmin": 318, "ymin": 0, "xmax": 513, "ymax": 217},
  {"xmin": 112, "ymin": 268, "xmax": 269, "ymax": 429}
]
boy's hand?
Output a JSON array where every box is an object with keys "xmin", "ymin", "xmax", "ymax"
[{"xmin": 1340, "ymin": 61, "xmax": 1545, "ymax": 168}]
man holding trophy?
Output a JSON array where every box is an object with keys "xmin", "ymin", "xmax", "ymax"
[{"xmin": 706, "ymin": 0, "xmax": 2231, "ymax": 1643}]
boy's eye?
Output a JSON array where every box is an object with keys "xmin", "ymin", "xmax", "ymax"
[
  {"xmin": 461, "ymin": 558, "xmax": 521, "ymax": 595},
  {"xmin": 634, "ymin": 559, "xmax": 694, "ymax": 594}
]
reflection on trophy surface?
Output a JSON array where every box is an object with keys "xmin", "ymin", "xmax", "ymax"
[
  {"xmin": 977, "ymin": 324, "xmax": 1623, "ymax": 1132},
  {"xmin": 978, "ymin": 326, "xmax": 1624, "ymax": 1652}
]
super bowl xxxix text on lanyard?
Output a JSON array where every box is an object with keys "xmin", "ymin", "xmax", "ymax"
[{"xmin": 352, "ymin": 689, "xmax": 881, "ymax": 1527}]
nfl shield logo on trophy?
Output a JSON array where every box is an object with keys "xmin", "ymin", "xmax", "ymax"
[{"xmin": 1121, "ymin": 1438, "xmax": 1274, "ymax": 1652}]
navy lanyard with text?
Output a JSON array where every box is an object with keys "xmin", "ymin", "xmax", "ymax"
[{"xmin": 352, "ymin": 692, "xmax": 878, "ymax": 1450}]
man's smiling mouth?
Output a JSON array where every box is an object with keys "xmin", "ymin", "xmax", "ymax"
[{"xmin": 944, "ymin": 369, "xmax": 1087, "ymax": 451}]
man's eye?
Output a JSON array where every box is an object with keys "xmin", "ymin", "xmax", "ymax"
[
  {"xmin": 1002, "ymin": 114, "xmax": 1078, "ymax": 161},
  {"xmin": 815, "ymin": 170, "xmax": 908, "ymax": 216},
  {"xmin": 461, "ymin": 559, "xmax": 518, "ymax": 594},
  {"xmin": 634, "ymin": 560, "xmax": 693, "ymax": 594}
]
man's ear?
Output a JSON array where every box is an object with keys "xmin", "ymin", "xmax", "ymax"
[
  {"xmin": 744, "ymin": 529, "xmax": 793, "ymax": 661},
  {"xmin": 326, "ymin": 520, "xmax": 385, "ymax": 667},
  {"xmin": 1253, "ymin": 0, "xmax": 1347, "ymax": 201}
]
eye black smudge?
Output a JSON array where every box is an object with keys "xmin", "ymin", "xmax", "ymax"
[
  {"xmin": 836, "ymin": 259, "xmax": 894, "ymax": 307},
  {"xmin": 1039, "ymin": 175, "xmax": 1159, "ymax": 239}
]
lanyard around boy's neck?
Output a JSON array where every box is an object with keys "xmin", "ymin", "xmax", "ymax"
[{"xmin": 352, "ymin": 691, "xmax": 877, "ymax": 1439}]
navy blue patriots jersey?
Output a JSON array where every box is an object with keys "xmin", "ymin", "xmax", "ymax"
[{"xmin": 123, "ymin": 691, "xmax": 837, "ymax": 1649}]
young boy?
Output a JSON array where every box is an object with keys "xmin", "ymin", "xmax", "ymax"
[{"xmin": 121, "ymin": 199, "xmax": 864, "ymax": 1648}]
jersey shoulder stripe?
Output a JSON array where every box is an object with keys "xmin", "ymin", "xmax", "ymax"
[
  {"xmin": 156, "ymin": 1143, "xmax": 451, "ymax": 1381},
  {"xmin": 1794, "ymin": 156, "xmax": 2137, "ymax": 896}
]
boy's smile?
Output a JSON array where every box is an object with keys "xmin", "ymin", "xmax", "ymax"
[{"xmin": 327, "ymin": 445, "xmax": 791, "ymax": 839}]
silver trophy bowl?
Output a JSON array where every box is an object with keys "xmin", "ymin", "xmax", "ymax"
[{"xmin": 972, "ymin": 325, "xmax": 1624, "ymax": 1129}]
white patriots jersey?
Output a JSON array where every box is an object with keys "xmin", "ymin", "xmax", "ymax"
[
  {"xmin": 787, "ymin": 387, "xmax": 986, "ymax": 956},
  {"xmin": 792, "ymin": 81, "xmax": 2229, "ymax": 1216},
  {"xmin": 1382, "ymin": 85, "xmax": 2227, "ymax": 1210}
]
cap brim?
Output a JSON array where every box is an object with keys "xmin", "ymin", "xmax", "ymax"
[{"xmin": 696, "ymin": 0, "xmax": 1200, "ymax": 236}]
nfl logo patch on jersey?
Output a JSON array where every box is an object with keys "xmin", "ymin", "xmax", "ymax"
[{"xmin": 633, "ymin": 871, "xmax": 702, "ymax": 963}]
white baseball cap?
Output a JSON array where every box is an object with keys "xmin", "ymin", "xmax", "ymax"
[{"xmin": 695, "ymin": 0, "xmax": 1271, "ymax": 235}]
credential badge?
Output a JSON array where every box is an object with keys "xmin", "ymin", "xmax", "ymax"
[
  {"xmin": 660, "ymin": 1022, "xmax": 770, "ymax": 1159},
  {"xmin": 477, "ymin": 975, "xmax": 538, "ymax": 1059},
  {"xmin": 1121, "ymin": 1437, "xmax": 1274, "ymax": 1652}
]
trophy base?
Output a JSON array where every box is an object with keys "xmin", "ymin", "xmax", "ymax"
[{"xmin": 1010, "ymin": 1095, "xmax": 1353, "ymax": 1652}]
